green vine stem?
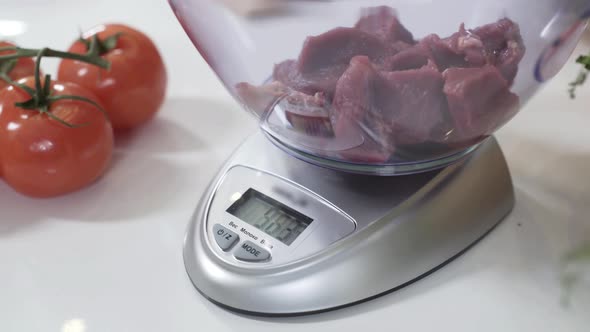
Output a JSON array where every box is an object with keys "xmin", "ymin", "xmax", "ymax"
[
  {"xmin": 0, "ymin": 36, "xmax": 112, "ymax": 69},
  {"xmin": 79, "ymin": 33, "xmax": 123, "ymax": 56},
  {"xmin": 0, "ymin": 58, "xmax": 17, "ymax": 76},
  {"xmin": 0, "ymin": 45, "xmax": 110, "ymax": 70},
  {"xmin": 0, "ymin": 47, "xmax": 109, "ymax": 127}
]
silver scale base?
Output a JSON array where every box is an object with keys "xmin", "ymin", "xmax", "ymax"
[{"xmin": 183, "ymin": 132, "xmax": 515, "ymax": 316}]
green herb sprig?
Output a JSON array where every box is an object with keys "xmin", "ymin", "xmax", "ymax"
[{"xmin": 569, "ymin": 54, "xmax": 590, "ymax": 98}]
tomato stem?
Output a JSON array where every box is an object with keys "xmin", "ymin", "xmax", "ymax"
[
  {"xmin": 0, "ymin": 58, "xmax": 17, "ymax": 76},
  {"xmin": 43, "ymin": 105, "xmax": 79, "ymax": 128},
  {"xmin": 34, "ymin": 48, "xmax": 46, "ymax": 105},
  {"xmin": 0, "ymin": 48, "xmax": 109, "ymax": 128},
  {"xmin": 43, "ymin": 74, "xmax": 51, "ymax": 97},
  {"xmin": 80, "ymin": 33, "xmax": 123, "ymax": 57},
  {"xmin": 0, "ymin": 46, "xmax": 110, "ymax": 70},
  {"xmin": 0, "ymin": 73, "xmax": 35, "ymax": 95}
]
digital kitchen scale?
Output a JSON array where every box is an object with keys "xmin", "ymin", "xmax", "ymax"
[{"xmin": 183, "ymin": 132, "xmax": 515, "ymax": 316}]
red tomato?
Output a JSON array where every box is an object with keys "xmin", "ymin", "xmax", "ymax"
[
  {"xmin": 0, "ymin": 41, "xmax": 36, "ymax": 90},
  {"xmin": 58, "ymin": 24, "xmax": 167, "ymax": 130},
  {"xmin": 0, "ymin": 77, "xmax": 114, "ymax": 198}
]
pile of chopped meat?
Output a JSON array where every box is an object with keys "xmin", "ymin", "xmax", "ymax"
[{"xmin": 237, "ymin": 6, "xmax": 525, "ymax": 163}]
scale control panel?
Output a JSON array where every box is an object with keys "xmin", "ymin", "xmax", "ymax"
[
  {"xmin": 205, "ymin": 166, "xmax": 357, "ymax": 267},
  {"xmin": 212, "ymin": 224, "xmax": 271, "ymax": 262}
]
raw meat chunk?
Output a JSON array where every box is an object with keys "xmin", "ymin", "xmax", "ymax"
[
  {"xmin": 443, "ymin": 66, "xmax": 519, "ymax": 142},
  {"xmin": 273, "ymin": 59, "xmax": 347, "ymax": 97},
  {"xmin": 419, "ymin": 20, "xmax": 525, "ymax": 82},
  {"xmin": 420, "ymin": 26, "xmax": 487, "ymax": 71},
  {"xmin": 332, "ymin": 56, "xmax": 447, "ymax": 154},
  {"xmin": 496, "ymin": 41, "xmax": 524, "ymax": 84},
  {"xmin": 420, "ymin": 34, "xmax": 466, "ymax": 70},
  {"xmin": 443, "ymin": 24, "xmax": 488, "ymax": 66},
  {"xmin": 332, "ymin": 56, "xmax": 394, "ymax": 159},
  {"xmin": 298, "ymin": 27, "xmax": 390, "ymax": 74},
  {"xmin": 332, "ymin": 56, "xmax": 378, "ymax": 137},
  {"xmin": 354, "ymin": 6, "xmax": 415, "ymax": 44},
  {"xmin": 273, "ymin": 27, "xmax": 411, "ymax": 96},
  {"xmin": 390, "ymin": 41, "xmax": 414, "ymax": 54},
  {"xmin": 384, "ymin": 43, "xmax": 434, "ymax": 71},
  {"xmin": 473, "ymin": 18, "xmax": 525, "ymax": 83},
  {"xmin": 281, "ymin": 92, "xmax": 334, "ymax": 137},
  {"xmin": 378, "ymin": 66, "xmax": 448, "ymax": 145},
  {"xmin": 474, "ymin": 18, "xmax": 522, "ymax": 55}
]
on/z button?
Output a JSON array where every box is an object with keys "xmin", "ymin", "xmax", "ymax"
[{"xmin": 213, "ymin": 224, "xmax": 239, "ymax": 251}]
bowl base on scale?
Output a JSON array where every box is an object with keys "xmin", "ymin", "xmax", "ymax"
[{"xmin": 183, "ymin": 131, "xmax": 514, "ymax": 316}]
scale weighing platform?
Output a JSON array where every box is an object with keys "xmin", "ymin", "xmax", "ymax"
[{"xmin": 183, "ymin": 132, "xmax": 514, "ymax": 316}]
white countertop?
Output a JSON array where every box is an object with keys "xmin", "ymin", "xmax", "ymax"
[{"xmin": 1, "ymin": 1, "xmax": 589, "ymax": 331}]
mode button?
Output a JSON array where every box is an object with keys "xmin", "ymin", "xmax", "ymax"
[{"xmin": 234, "ymin": 241, "xmax": 271, "ymax": 262}]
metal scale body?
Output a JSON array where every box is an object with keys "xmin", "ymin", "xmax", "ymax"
[{"xmin": 183, "ymin": 132, "xmax": 514, "ymax": 316}]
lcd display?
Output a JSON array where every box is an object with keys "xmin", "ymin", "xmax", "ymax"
[{"xmin": 227, "ymin": 188, "xmax": 313, "ymax": 245}]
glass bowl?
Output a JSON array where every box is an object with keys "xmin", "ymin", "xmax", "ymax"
[{"xmin": 170, "ymin": 0, "xmax": 590, "ymax": 175}]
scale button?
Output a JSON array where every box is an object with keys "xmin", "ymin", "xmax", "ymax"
[
  {"xmin": 234, "ymin": 241, "xmax": 271, "ymax": 262},
  {"xmin": 213, "ymin": 224, "xmax": 239, "ymax": 251}
]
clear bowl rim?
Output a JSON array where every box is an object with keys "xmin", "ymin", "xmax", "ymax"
[{"xmin": 264, "ymin": 132, "xmax": 486, "ymax": 176}]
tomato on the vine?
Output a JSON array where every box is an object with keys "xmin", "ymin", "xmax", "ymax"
[
  {"xmin": 0, "ymin": 77, "xmax": 114, "ymax": 198},
  {"xmin": 58, "ymin": 24, "xmax": 167, "ymax": 130},
  {"xmin": 0, "ymin": 41, "xmax": 36, "ymax": 91}
]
